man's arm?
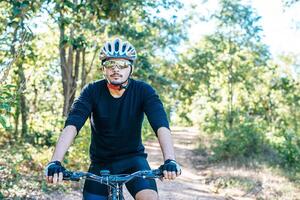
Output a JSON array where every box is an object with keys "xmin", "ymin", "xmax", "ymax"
[
  {"xmin": 46, "ymin": 125, "xmax": 77, "ymax": 184},
  {"xmin": 157, "ymin": 127, "xmax": 175, "ymax": 161},
  {"xmin": 157, "ymin": 127, "xmax": 181, "ymax": 180},
  {"xmin": 51, "ymin": 125, "xmax": 77, "ymax": 162},
  {"xmin": 46, "ymin": 84, "xmax": 93, "ymax": 184},
  {"xmin": 141, "ymin": 83, "xmax": 180, "ymax": 179}
]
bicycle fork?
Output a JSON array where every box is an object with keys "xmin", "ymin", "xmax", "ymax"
[{"xmin": 109, "ymin": 183, "xmax": 124, "ymax": 200}]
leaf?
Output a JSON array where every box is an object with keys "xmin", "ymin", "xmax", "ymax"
[
  {"xmin": 7, "ymin": 20, "xmax": 19, "ymax": 28},
  {"xmin": 12, "ymin": 7, "xmax": 21, "ymax": 17},
  {"xmin": 3, "ymin": 84, "xmax": 16, "ymax": 89},
  {"xmin": 1, "ymin": 91, "xmax": 13, "ymax": 98},
  {"xmin": 0, "ymin": 103, "xmax": 11, "ymax": 112},
  {"xmin": 0, "ymin": 115, "xmax": 7, "ymax": 129},
  {"xmin": 64, "ymin": 0, "xmax": 75, "ymax": 10}
]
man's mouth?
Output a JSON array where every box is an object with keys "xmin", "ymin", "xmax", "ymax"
[{"xmin": 111, "ymin": 74, "xmax": 122, "ymax": 78}]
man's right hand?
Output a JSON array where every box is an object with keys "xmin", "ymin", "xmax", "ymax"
[{"xmin": 45, "ymin": 161, "xmax": 66, "ymax": 184}]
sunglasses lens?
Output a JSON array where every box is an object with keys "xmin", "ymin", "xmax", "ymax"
[{"xmin": 103, "ymin": 60, "xmax": 131, "ymax": 69}]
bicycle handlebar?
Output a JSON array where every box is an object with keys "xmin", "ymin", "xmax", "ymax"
[{"xmin": 62, "ymin": 169, "xmax": 163, "ymax": 185}]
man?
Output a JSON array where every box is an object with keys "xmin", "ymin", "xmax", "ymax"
[{"xmin": 45, "ymin": 38, "xmax": 181, "ymax": 200}]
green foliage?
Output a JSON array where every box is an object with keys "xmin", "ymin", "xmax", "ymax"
[
  {"xmin": 266, "ymin": 76, "xmax": 300, "ymax": 169},
  {"xmin": 0, "ymin": 144, "xmax": 76, "ymax": 199},
  {"xmin": 213, "ymin": 118, "xmax": 266, "ymax": 159},
  {"xmin": 0, "ymin": 84, "xmax": 16, "ymax": 131},
  {"xmin": 66, "ymin": 124, "xmax": 91, "ymax": 171},
  {"xmin": 142, "ymin": 118, "xmax": 156, "ymax": 141},
  {"xmin": 276, "ymin": 130, "xmax": 300, "ymax": 170}
]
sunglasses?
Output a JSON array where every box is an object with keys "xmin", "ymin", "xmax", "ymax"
[{"xmin": 103, "ymin": 60, "xmax": 132, "ymax": 69}]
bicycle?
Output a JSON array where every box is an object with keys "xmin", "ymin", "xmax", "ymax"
[{"xmin": 63, "ymin": 168, "xmax": 163, "ymax": 200}]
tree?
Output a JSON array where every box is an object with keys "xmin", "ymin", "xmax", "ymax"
[
  {"xmin": 1, "ymin": 0, "xmax": 41, "ymax": 142},
  {"xmin": 173, "ymin": 0, "xmax": 272, "ymax": 158}
]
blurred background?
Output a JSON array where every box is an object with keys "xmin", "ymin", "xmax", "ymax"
[{"xmin": 0, "ymin": 0, "xmax": 299, "ymax": 199}]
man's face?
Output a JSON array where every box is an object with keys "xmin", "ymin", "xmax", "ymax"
[{"xmin": 103, "ymin": 58, "xmax": 132, "ymax": 85}]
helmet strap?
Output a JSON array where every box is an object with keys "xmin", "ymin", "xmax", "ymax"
[{"xmin": 107, "ymin": 79, "xmax": 130, "ymax": 91}]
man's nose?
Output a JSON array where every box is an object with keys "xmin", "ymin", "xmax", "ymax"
[{"xmin": 111, "ymin": 65, "xmax": 120, "ymax": 71}]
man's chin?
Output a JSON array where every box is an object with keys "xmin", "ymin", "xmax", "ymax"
[{"xmin": 110, "ymin": 80, "xmax": 123, "ymax": 85}]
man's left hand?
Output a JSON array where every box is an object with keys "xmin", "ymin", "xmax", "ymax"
[{"xmin": 159, "ymin": 159, "xmax": 181, "ymax": 180}]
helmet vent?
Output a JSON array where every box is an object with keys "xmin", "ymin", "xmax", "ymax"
[
  {"xmin": 100, "ymin": 38, "xmax": 137, "ymax": 62},
  {"xmin": 115, "ymin": 40, "xmax": 120, "ymax": 53}
]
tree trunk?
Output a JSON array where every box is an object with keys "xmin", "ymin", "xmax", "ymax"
[
  {"xmin": 226, "ymin": 37, "xmax": 235, "ymax": 130},
  {"xmin": 32, "ymin": 81, "xmax": 38, "ymax": 113},
  {"xmin": 11, "ymin": 27, "xmax": 19, "ymax": 138},
  {"xmin": 59, "ymin": 10, "xmax": 75, "ymax": 117},
  {"xmin": 14, "ymin": 94, "xmax": 20, "ymax": 139},
  {"xmin": 59, "ymin": 9, "xmax": 81, "ymax": 116},
  {"xmin": 18, "ymin": 59, "xmax": 28, "ymax": 140},
  {"xmin": 68, "ymin": 48, "xmax": 80, "ymax": 111},
  {"xmin": 81, "ymin": 47, "xmax": 98, "ymax": 89},
  {"xmin": 227, "ymin": 61, "xmax": 233, "ymax": 129},
  {"xmin": 81, "ymin": 48, "xmax": 86, "ymax": 89},
  {"xmin": 59, "ymin": 10, "xmax": 68, "ymax": 117},
  {"xmin": 12, "ymin": 59, "xmax": 28, "ymax": 142}
]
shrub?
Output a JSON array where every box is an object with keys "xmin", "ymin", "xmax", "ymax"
[
  {"xmin": 276, "ymin": 130, "xmax": 300, "ymax": 170},
  {"xmin": 213, "ymin": 119, "xmax": 266, "ymax": 160}
]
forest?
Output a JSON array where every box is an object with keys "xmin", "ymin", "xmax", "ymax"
[{"xmin": 0, "ymin": 0, "xmax": 299, "ymax": 199}]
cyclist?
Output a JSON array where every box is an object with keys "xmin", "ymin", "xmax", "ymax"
[{"xmin": 45, "ymin": 38, "xmax": 181, "ymax": 200}]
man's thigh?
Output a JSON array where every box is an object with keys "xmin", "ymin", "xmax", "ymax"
[
  {"xmin": 124, "ymin": 156, "xmax": 158, "ymax": 198},
  {"xmin": 82, "ymin": 191, "xmax": 108, "ymax": 200}
]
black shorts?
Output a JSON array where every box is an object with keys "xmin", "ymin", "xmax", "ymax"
[{"xmin": 83, "ymin": 156, "xmax": 157, "ymax": 199}]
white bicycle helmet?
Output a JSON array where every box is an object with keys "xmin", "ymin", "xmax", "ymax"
[{"xmin": 99, "ymin": 38, "xmax": 137, "ymax": 63}]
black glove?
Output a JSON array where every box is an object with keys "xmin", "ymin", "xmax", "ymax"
[
  {"xmin": 44, "ymin": 161, "xmax": 66, "ymax": 177},
  {"xmin": 159, "ymin": 159, "xmax": 181, "ymax": 175}
]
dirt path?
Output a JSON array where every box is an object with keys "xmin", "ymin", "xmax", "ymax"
[
  {"xmin": 139, "ymin": 126, "xmax": 225, "ymax": 200},
  {"xmin": 119, "ymin": 126, "xmax": 227, "ymax": 200}
]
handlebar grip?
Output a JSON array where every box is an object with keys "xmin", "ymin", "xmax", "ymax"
[
  {"xmin": 140, "ymin": 169, "xmax": 163, "ymax": 179},
  {"xmin": 62, "ymin": 170, "xmax": 72, "ymax": 180},
  {"xmin": 63, "ymin": 170, "xmax": 80, "ymax": 181},
  {"xmin": 152, "ymin": 169, "xmax": 163, "ymax": 176}
]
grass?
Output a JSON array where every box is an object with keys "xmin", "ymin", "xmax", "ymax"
[
  {"xmin": 199, "ymin": 159, "xmax": 300, "ymax": 199},
  {"xmin": 0, "ymin": 144, "xmax": 83, "ymax": 199},
  {"xmin": 193, "ymin": 131, "xmax": 300, "ymax": 200}
]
